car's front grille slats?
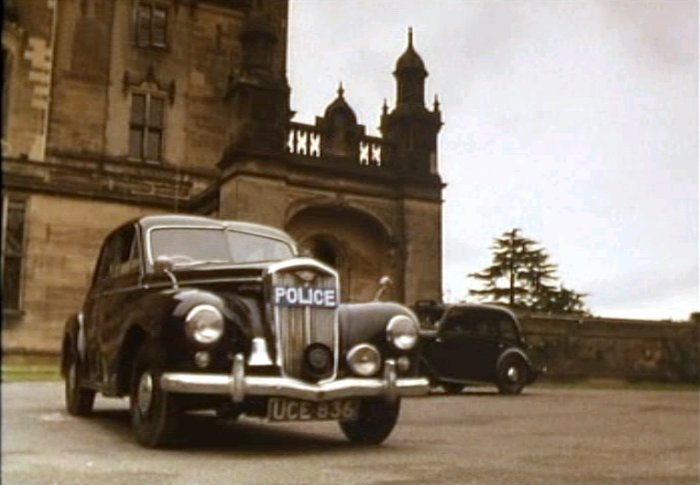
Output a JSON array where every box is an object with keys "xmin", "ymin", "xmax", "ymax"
[{"xmin": 270, "ymin": 266, "xmax": 339, "ymax": 381}]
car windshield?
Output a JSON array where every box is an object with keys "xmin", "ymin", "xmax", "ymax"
[{"xmin": 149, "ymin": 227, "xmax": 295, "ymax": 266}]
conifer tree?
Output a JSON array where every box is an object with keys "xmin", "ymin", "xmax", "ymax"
[{"xmin": 469, "ymin": 228, "xmax": 588, "ymax": 314}]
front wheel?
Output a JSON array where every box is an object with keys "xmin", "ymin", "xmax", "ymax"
[
  {"xmin": 339, "ymin": 398, "xmax": 400, "ymax": 445},
  {"xmin": 497, "ymin": 356, "xmax": 528, "ymax": 395},
  {"xmin": 64, "ymin": 347, "xmax": 95, "ymax": 416},
  {"xmin": 130, "ymin": 345, "xmax": 180, "ymax": 447}
]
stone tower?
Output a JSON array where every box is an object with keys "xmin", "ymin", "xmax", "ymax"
[{"xmin": 218, "ymin": 23, "xmax": 444, "ymax": 304}]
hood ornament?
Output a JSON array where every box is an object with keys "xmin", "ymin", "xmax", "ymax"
[{"xmin": 294, "ymin": 270, "xmax": 317, "ymax": 283}]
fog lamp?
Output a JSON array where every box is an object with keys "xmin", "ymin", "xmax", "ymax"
[
  {"xmin": 194, "ymin": 351, "xmax": 210, "ymax": 368},
  {"xmin": 304, "ymin": 343, "xmax": 333, "ymax": 377},
  {"xmin": 397, "ymin": 355, "xmax": 411, "ymax": 372},
  {"xmin": 347, "ymin": 343, "xmax": 381, "ymax": 377}
]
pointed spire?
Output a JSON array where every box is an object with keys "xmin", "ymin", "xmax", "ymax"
[
  {"xmin": 382, "ymin": 98, "xmax": 389, "ymax": 116},
  {"xmin": 337, "ymin": 82, "xmax": 345, "ymax": 99},
  {"xmin": 433, "ymin": 94, "xmax": 441, "ymax": 112},
  {"xmin": 395, "ymin": 27, "xmax": 426, "ymax": 74}
]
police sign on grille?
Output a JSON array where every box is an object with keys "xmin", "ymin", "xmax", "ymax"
[{"xmin": 273, "ymin": 285, "xmax": 338, "ymax": 308}]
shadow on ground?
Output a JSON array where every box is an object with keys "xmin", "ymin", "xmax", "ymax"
[{"xmin": 86, "ymin": 407, "xmax": 365, "ymax": 455}]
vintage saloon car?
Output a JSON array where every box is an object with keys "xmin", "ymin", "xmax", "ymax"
[
  {"xmin": 62, "ymin": 215, "xmax": 428, "ymax": 447},
  {"xmin": 415, "ymin": 302, "xmax": 540, "ymax": 395}
]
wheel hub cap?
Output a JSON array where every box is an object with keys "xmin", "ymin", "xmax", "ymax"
[
  {"xmin": 507, "ymin": 366, "xmax": 519, "ymax": 382},
  {"xmin": 137, "ymin": 373, "xmax": 154, "ymax": 415}
]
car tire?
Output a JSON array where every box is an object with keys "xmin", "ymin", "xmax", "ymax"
[
  {"xmin": 64, "ymin": 346, "xmax": 95, "ymax": 416},
  {"xmin": 441, "ymin": 382, "xmax": 465, "ymax": 394},
  {"xmin": 130, "ymin": 344, "xmax": 180, "ymax": 447},
  {"xmin": 497, "ymin": 355, "xmax": 528, "ymax": 395},
  {"xmin": 339, "ymin": 398, "xmax": 401, "ymax": 445}
]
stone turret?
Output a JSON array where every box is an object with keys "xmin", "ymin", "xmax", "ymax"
[
  {"xmin": 220, "ymin": 3, "xmax": 291, "ymax": 166},
  {"xmin": 381, "ymin": 28, "xmax": 442, "ymax": 174}
]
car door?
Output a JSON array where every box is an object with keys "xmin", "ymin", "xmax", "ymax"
[
  {"xmin": 83, "ymin": 224, "xmax": 142, "ymax": 387},
  {"xmin": 98, "ymin": 225, "xmax": 143, "ymax": 382},
  {"xmin": 82, "ymin": 231, "xmax": 119, "ymax": 384},
  {"xmin": 424, "ymin": 308, "xmax": 474, "ymax": 380},
  {"xmin": 465, "ymin": 310, "xmax": 502, "ymax": 380}
]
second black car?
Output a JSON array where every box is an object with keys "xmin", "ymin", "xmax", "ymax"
[{"xmin": 415, "ymin": 302, "xmax": 541, "ymax": 395}]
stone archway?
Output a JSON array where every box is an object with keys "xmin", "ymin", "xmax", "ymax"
[{"xmin": 286, "ymin": 204, "xmax": 397, "ymax": 303}]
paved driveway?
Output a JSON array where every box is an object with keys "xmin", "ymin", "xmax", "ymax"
[{"xmin": 2, "ymin": 382, "xmax": 698, "ymax": 484}]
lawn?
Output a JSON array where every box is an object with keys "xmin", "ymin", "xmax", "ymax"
[{"xmin": 2, "ymin": 355, "xmax": 61, "ymax": 382}]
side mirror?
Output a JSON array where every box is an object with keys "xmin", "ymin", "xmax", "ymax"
[
  {"xmin": 153, "ymin": 255, "xmax": 178, "ymax": 289},
  {"xmin": 153, "ymin": 255, "xmax": 174, "ymax": 274}
]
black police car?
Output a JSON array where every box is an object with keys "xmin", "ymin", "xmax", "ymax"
[{"xmin": 61, "ymin": 215, "xmax": 428, "ymax": 447}]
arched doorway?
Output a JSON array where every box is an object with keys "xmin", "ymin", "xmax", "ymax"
[
  {"xmin": 303, "ymin": 235, "xmax": 341, "ymax": 268},
  {"xmin": 286, "ymin": 204, "xmax": 397, "ymax": 303}
]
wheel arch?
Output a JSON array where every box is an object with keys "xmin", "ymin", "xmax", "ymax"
[
  {"xmin": 496, "ymin": 347, "xmax": 531, "ymax": 371},
  {"xmin": 61, "ymin": 314, "xmax": 81, "ymax": 377}
]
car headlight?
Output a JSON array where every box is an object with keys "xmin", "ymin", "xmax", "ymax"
[
  {"xmin": 185, "ymin": 304, "xmax": 224, "ymax": 345},
  {"xmin": 346, "ymin": 343, "xmax": 381, "ymax": 377},
  {"xmin": 386, "ymin": 314, "xmax": 419, "ymax": 350}
]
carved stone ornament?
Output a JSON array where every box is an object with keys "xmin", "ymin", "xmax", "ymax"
[{"xmin": 123, "ymin": 65, "xmax": 176, "ymax": 104}]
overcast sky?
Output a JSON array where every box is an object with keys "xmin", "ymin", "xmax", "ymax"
[{"xmin": 286, "ymin": 0, "xmax": 698, "ymax": 321}]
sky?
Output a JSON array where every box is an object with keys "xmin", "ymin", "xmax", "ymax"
[{"xmin": 286, "ymin": 0, "xmax": 698, "ymax": 321}]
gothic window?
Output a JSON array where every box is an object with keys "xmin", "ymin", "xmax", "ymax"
[
  {"xmin": 134, "ymin": 2, "xmax": 168, "ymax": 48},
  {"xmin": 129, "ymin": 92, "xmax": 165, "ymax": 162},
  {"xmin": 2, "ymin": 195, "xmax": 27, "ymax": 312}
]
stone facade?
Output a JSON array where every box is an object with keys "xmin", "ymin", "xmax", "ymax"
[{"xmin": 2, "ymin": 0, "xmax": 444, "ymax": 353}]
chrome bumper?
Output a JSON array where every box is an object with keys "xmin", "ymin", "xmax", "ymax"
[{"xmin": 160, "ymin": 354, "xmax": 429, "ymax": 402}]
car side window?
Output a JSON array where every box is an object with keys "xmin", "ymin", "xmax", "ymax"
[
  {"xmin": 94, "ymin": 235, "xmax": 118, "ymax": 284},
  {"xmin": 93, "ymin": 225, "xmax": 139, "ymax": 284},
  {"xmin": 441, "ymin": 310, "xmax": 466, "ymax": 335},
  {"xmin": 117, "ymin": 228, "xmax": 141, "ymax": 276},
  {"xmin": 473, "ymin": 319, "xmax": 498, "ymax": 339},
  {"xmin": 498, "ymin": 317, "xmax": 518, "ymax": 341}
]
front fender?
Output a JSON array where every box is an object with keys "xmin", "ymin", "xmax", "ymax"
[
  {"xmin": 338, "ymin": 301, "xmax": 419, "ymax": 354},
  {"xmin": 113, "ymin": 288, "xmax": 257, "ymax": 380}
]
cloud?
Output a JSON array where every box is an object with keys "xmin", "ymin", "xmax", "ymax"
[{"xmin": 599, "ymin": 0, "xmax": 698, "ymax": 69}]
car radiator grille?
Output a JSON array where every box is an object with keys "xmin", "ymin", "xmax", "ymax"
[{"xmin": 270, "ymin": 268, "xmax": 338, "ymax": 380}]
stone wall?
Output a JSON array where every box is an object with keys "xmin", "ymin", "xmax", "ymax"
[
  {"xmin": 2, "ymin": 0, "xmax": 56, "ymax": 161},
  {"xmin": 520, "ymin": 313, "xmax": 700, "ymax": 383},
  {"xmin": 2, "ymin": 194, "xmax": 160, "ymax": 354}
]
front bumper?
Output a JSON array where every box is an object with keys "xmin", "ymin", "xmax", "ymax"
[{"xmin": 160, "ymin": 354, "xmax": 429, "ymax": 402}]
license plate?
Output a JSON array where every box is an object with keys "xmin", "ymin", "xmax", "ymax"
[{"xmin": 267, "ymin": 398, "xmax": 358, "ymax": 422}]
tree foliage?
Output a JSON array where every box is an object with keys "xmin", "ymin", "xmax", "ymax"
[{"xmin": 469, "ymin": 228, "xmax": 588, "ymax": 314}]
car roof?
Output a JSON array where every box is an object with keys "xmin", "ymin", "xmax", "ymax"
[
  {"xmin": 416, "ymin": 302, "xmax": 519, "ymax": 320},
  {"xmin": 445, "ymin": 303, "xmax": 515, "ymax": 314},
  {"xmin": 133, "ymin": 214, "xmax": 295, "ymax": 244}
]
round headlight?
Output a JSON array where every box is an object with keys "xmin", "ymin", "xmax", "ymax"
[
  {"xmin": 346, "ymin": 343, "xmax": 381, "ymax": 377},
  {"xmin": 185, "ymin": 304, "xmax": 224, "ymax": 345},
  {"xmin": 386, "ymin": 314, "xmax": 419, "ymax": 350}
]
